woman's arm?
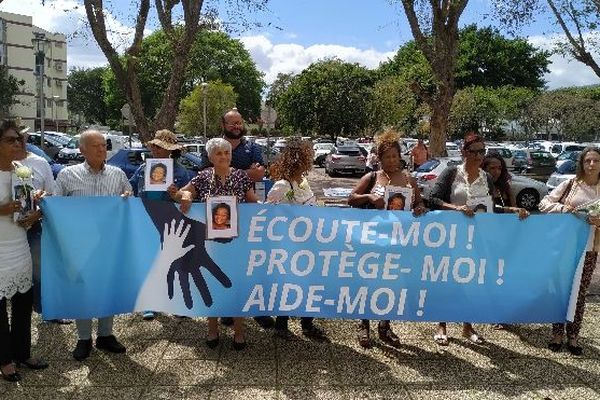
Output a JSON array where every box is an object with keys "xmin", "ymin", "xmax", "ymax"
[
  {"xmin": 266, "ymin": 180, "xmax": 291, "ymax": 204},
  {"xmin": 539, "ymin": 179, "xmax": 574, "ymax": 214},
  {"xmin": 348, "ymin": 172, "xmax": 382, "ymax": 209},
  {"xmin": 174, "ymin": 182, "xmax": 198, "ymax": 214},
  {"xmin": 429, "ymin": 167, "xmax": 458, "ymax": 210}
]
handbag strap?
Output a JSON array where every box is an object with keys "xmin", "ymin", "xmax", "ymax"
[{"xmin": 558, "ymin": 178, "xmax": 575, "ymax": 205}]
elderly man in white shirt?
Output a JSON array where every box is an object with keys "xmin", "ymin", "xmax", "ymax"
[{"xmin": 55, "ymin": 130, "xmax": 132, "ymax": 361}]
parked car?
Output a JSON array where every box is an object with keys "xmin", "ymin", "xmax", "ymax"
[
  {"xmin": 413, "ymin": 157, "xmax": 547, "ymax": 210},
  {"xmin": 26, "ymin": 143, "xmax": 64, "ymax": 178},
  {"xmin": 412, "ymin": 157, "xmax": 462, "ymax": 200},
  {"xmin": 26, "ymin": 133, "xmax": 66, "ymax": 160},
  {"xmin": 550, "ymin": 142, "xmax": 586, "ymax": 158},
  {"xmin": 512, "ymin": 149, "xmax": 556, "ymax": 181},
  {"xmin": 57, "ymin": 133, "xmax": 129, "ymax": 164},
  {"xmin": 182, "ymin": 143, "xmax": 205, "ymax": 154},
  {"xmin": 107, "ymin": 148, "xmax": 204, "ymax": 179},
  {"xmin": 313, "ymin": 142, "xmax": 335, "ymax": 166},
  {"xmin": 546, "ymin": 159, "xmax": 576, "ymax": 192},
  {"xmin": 555, "ymin": 150, "xmax": 582, "ymax": 169},
  {"xmin": 446, "ymin": 142, "xmax": 461, "ymax": 158},
  {"xmin": 324, "ymin": 144, "xmax": 366, "ymax": 176}
]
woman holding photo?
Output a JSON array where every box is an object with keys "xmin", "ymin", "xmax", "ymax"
[
  {"xmin": 175, "ymin": 137, "xmax": 257, "ymax": 350},
  {"xmin": 539, "ymin": 147, "xmax": 600, "ymax": 355},
  {"xmin": 0, "ymin": 120, "xmax": 48, "ymax": 382},
  {"xmin": 348, "ymin": 130, "xmax": 425, "ymax": 348},
  {"xmin": 429, "ymin": 132, "xmax": 495, "ymax": 346},
  {"xmin": 266, "ymin": 139, "xmax": 325, "ymax": 339}
]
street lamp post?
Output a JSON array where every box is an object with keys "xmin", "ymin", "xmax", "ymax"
[
  {"xmin": 53, "ymin": 95, "xmax": 59, "ymax": 131},
  {"xmin": 201, "ymin": 82, "xmax": 208, "ymax": 138},
  {"xmin": 32, "ymin": 32, "xmax": 49, "ymax": 150}
]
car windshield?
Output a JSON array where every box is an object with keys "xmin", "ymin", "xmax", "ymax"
[
  {"xmin": 514, "ymin": 150, "xmax": 527, "ymax": 158},
  {"xmin": 557, "ymin": 160, "xmax": 577, "ymax": 174},
  {"xmin": 67, "ymin": 138, "xmax": 79, "ymax": 149},
  {"xmin": 530, "ymin": 151, "xmax": 552, "ymax": 160},
  {"xmin": 315, "ymin": 144, "xmax": 333, "ymax": 150},
  {"xmin": 416, "ymin": 160, "xmax": 441, "ymax": 172}
]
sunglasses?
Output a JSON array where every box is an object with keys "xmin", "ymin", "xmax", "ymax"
[
  {"xmin": 466, "ymin": 148, "xmax": 486, "ymax": 156},
  {"xmin": 0, "ymin": 136, "xmax": 22, "ymax": 144}
]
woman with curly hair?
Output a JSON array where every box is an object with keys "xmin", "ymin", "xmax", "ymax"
[
  {"xmin": 266, "ymin": 139, "xmax": 325, "ymax": 339},
  {"xmin": 348, "ymin": 129, "xmax": 426, "ymax": 348}
]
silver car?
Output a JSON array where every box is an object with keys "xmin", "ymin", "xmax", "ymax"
[
  {"xmin": 546, "ymin": 160, "xmax": 576, "ymax": 192},
  {"xmin": 413, "ymin": 158, "xmax": 548, "ymax": 210},
  {"xmin": 324, "ymin": 145, "xmax": 366, "ymax": 176}
]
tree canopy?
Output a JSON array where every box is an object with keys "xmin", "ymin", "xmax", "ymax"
[
  {"xmin": 67, "ymin": 67, "xmax": 109, "ymax": 127},
  {"xmin": 0, "ymin": 66, "xmax": 23, "ymax": 119}
]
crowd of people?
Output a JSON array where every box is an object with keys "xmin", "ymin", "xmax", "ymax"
[{"xmin": 1, "ymin": 111, "xmax": 599, "ymax": 383}]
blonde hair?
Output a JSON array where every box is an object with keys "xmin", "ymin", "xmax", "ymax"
[
  {"xmin": 374, "ymin": 129, "xmax": 403, "ymax": 159},
  {"xmin": 269, "ymin": 139, "xmax": 314, "ymax": 181}
]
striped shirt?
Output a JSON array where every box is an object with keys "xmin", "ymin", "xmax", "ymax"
[{"xmin": 55, "ymin": 161, "xmax": 132, "ymax": 197}]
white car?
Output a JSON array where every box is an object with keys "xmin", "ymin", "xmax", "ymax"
[
  {"xmin": 546, "ymin": 160, "xmax": 576, "ymax": 192},
  {"xmin": 486, "ymin": 146, "xmax": 515, "ymax": 170},
  {"xmin": 413, "ymin": 158, "xmax": 548, "ymax": 210},
  {"xmin": 446, "ymin": 142, "xmax": 461, "ymax": 158}
]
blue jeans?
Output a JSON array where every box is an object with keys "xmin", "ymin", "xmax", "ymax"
[{"xmin": 75, "ymin": 317, "xmax": 114, "ymax": 340}]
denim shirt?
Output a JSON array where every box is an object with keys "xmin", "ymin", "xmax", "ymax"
[{"xmin": 130, "ymin": 160, "xmax": 194, "ymax": 200}]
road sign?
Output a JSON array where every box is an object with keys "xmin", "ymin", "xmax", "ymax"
[{"xmin": 261, "ymin": 105, "xmax": 277, "ymax": 129}]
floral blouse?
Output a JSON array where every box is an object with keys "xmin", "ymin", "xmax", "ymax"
[{"xmin": 190, "ymin": 168, "xmax": 252, "ymax": 203}]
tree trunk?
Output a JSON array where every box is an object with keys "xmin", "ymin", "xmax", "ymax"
[{"xmin": 428, "ymin": 95, "xmax": 453, "ymax": 157}]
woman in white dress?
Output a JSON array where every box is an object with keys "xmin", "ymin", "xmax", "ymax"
[
  {"xmin": 266, "ymin": 139, "xmax": 326, "ymax": 339},
  {"xmin": 0, "ymin": 120, "xmax": 47, "ymax": 382}
]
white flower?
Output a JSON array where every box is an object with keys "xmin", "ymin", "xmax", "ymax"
[
  {"xmin": 588, "ymin": 200, "xmax": 600, "ymax": 217},
  {"xmin": 15, "ymin": 165, "xmax": 32, "ymax": 180}
]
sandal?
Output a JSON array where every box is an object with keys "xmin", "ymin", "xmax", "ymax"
[
  {"xmin": 17, "ymin": 358, "xmax": 49, "ymax": 370},
  {"xmin": 463, "ymin": 332, "xmax": 484, "ymax": 344},
  {"xmin": 302, "ymin": 323, "xmax": 326, "ymax": 339},
  {"xmin": 357, "ymin": 325, "xmax": 371, "ymax": 348},
  {"xmin": 1, "ymin": 363, "xmax": 21, "ymax": 382},
  {"xmin": 433, "ymin": 333, "xmax": 449, "ymax": 346},
  {"xmin": 377, "ymin": 323, "xmax": 400, "ymax": 346}
]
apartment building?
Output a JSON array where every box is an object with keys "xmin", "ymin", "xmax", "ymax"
[{"xmin": 0, "ymin": 11, "xmax": 68, "ymax": 132}]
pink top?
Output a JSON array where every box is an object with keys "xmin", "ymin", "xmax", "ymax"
[{"xmin": 539, "ymin": 178, "xmax": 600, "ymax": 213}]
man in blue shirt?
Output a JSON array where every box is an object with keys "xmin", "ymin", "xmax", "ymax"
[{"xmin": 201, "ymin": 108, "xmax": 265, "ymax": 182}]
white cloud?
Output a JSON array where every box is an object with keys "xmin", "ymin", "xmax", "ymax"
[
  {"xmin": 528, "ymin": 33, "xmax": 600, "ymax": 89},
  {"xmin": 239, "ymin": 35, "xmax": 396, "ymax": 84}
]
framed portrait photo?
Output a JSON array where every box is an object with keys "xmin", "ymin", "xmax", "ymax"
[
  {"xmin": 206, "ymin": 196, "xmax": 238, "ymax": 240},
  {"xmin": 384, "ymin": 186, "xmax": 413, "ymax": 211},
  {"xmin": 144, "ymin": 158, "xmax": 173, "ymax": 191},
  {"xmin": 467, "ymin": 196, "xmax": 494, "ymax": 214},
  {"xmin": 12, "ymin": 183, "xmax": 35, "ymax": 223}
]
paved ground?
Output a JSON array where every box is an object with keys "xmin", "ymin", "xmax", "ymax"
[
  {"xmin": 3, "ymin": 308, "xmax": 600, "ymax": 399},
  {"xmin": 4, "ymin": 167, "xmax": 599, "ymax": 399}
]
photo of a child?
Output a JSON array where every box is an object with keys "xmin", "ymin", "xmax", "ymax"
[
  {"xmin": 149, "ymin": 162, "xmax": 167, "ymax": 185},
  {"xmin": 212, "ymin": 203, "xmax": 231, "ymax": 230},
  {"xmin": 386, "ymin": 192, "xmax": 406, "ymax": 210}
]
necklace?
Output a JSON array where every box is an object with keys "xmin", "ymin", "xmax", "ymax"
[{"xmin": 382, "ymin": 169, "xmax": 392, "ymax": 185}]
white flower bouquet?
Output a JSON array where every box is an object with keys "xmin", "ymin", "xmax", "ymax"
[{"xmin": 11, "ymin": 162, "xmax": 35, "ymax": 223}]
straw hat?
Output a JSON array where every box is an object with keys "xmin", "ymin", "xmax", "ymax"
[{"xmin": 147, "ymin": 129, "xmax": 182, "ymax": 151}]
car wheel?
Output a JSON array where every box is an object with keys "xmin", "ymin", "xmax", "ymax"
[
  {"xmin": 516, "ymin": 189, "xmax": 540, "ymax": 211},
  {"xmin": 319, "ymin": 158, "xmax": 326, "ymax": 168}
]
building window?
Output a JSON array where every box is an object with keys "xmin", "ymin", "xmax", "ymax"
[
  {"xmin": 54, "ymin": 61, "xmax": 63, "ymax": 71},
  {"xmin": 55, "ymin": 41, "xmax": 63, "ymax": 48},
  {"xmin": 46, "ymin": 99, "xmax": 51, "ymax": 107},
  {"xmin": 55, "ymin": 79, "xmax": 63, "ymax": 87},
  {"xmin": 47, "ymin": 57, "xmax": 51, "ymax": 67},
  {"xmin": 57, "ymin": 100, "xmax": 65, "ymax": 107},
  {"xmin": 47, "ymin": 77, "xmax": 51, "ymax": 87}
]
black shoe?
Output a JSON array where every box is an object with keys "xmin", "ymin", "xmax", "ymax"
[
  {"xmin": 1, "ymin": 363, "xmax": 21, "ymax": 382},
  {"xmin": 221, "ymin": 317, "xmax": 234, "ymax": 326},
  {"xmin": 73, "ymin": 339, "xmax": 93, "ymax": 361},
  {"xmin": 254, "ymin": 316, "xmax": 275, "ymax": 329},
  {"xmin": 17, "ymin": 358, "xmax": 49, "ymax": 370},
  {"xmin": 233, "ymin": 340, "xmax": 247, "ymax": 351},
  {"xmin": 567, "ymin": 344, "xmax": 583, "ymax": 356},
  {"xmin": 205, "ymin": 336, "xmax": 220, "ymax": 349},
  {"xmin": 95, "ymin": 335, "xmax": 126, "ymax": 354},
  {"xmin": 302, "ymin": 324, "xmax": 326, "ymax": 339},
  {"xmin": 548, "ymin": 342, "xmax": 563, "ymax": 352}
]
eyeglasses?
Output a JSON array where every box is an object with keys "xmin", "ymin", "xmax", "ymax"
[
  {"xmin": 224, "ymin": 122, "xmax": 243, "ymax": 127},
  {"xmin": 0, "ymin": 136, "xmax": 21, "ymax": 144},
  {"xmin": 466, "ymin": 148, "xmax": 486, "ymax": 156}
]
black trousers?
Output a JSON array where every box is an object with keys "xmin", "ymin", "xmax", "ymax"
[
  {"xmin": 275, "ymin": 316, "xmax": 313, "ymax": 328},
  {"xmin": 0, "ymin": 289, "xmax": 33, "ymax": 366}
]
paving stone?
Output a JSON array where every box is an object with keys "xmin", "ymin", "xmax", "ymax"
[{"xmin": 153, "ymin": 359, "xmax": 218, "ymax": 386}]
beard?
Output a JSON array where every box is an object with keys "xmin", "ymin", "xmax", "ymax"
[{"xmin": 223, "ymin": 127, "xmax": 246, "ymax": 139}]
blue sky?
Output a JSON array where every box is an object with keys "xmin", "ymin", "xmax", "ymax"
[{"xmin": 1, "ymin": 0, "xmax": 598, "ymax": 88}]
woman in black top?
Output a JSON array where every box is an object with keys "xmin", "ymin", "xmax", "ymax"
[{"xmin": 481, "ymin": 154, "xmax": 529, "ymax": 219}]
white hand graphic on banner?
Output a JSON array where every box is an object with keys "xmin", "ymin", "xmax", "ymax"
[{"xmin": 135, "ymin": 219, "xmax": 195, "ymax": 311}]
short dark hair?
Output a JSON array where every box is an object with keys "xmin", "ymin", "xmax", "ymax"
[
  {"xmin": 0, "ymin": 119, "xmax": 19, "ymax": 139},
  {"xmin": 463, "ymin": 132, "xmax": 484, "ymax": 150},
  {"xmin": 150, "ymin": 162, "xmax": 167, "ymax": 175}
]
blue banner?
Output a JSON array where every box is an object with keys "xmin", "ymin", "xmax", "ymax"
[{"xmin": 41, "ymin": 197, "xmax": 591, "ymax": 323}]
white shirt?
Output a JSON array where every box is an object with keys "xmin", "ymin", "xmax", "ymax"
[
  {"xmin": 449, "ymin": 164, "xmax": 491, "ymax": 206},
  {"xmin": 55, "ymin": 161, "xmax": 132, "ymax": 197},
  {"xmin": 266, "ymin": 178, "xmax": 316, "ymax": 205},
  {"xmin": 0, "ymin": 170, "xmax": 32, "ymax": 300},
  {"xmin": 20, "ymin": 152, "xmax": 56, "ymax": 193}
]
